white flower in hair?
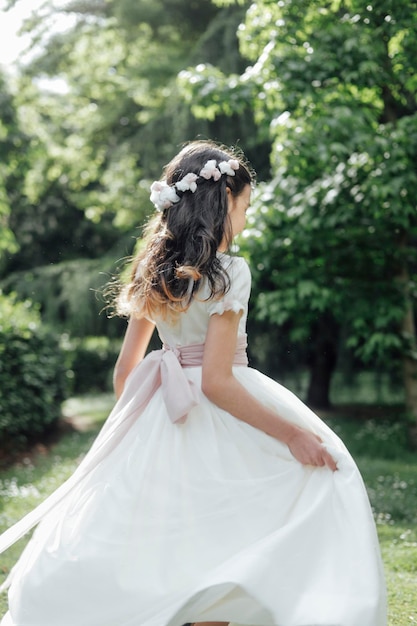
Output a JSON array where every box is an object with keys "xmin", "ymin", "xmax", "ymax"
[
  {"xmin": 199, "ymin": 159, "xmax": 221, "ymax": 181},
  {"xmin": 218, "ymin": 159, "xmax": 240, "ymax": 176},
  {"xmin": 150, "ymin": 180, "xmax": 180, "ymax": 211},
  {"xmin": 175, "ymin": 172, "xmax": 198, "ymax": 193},
  {"xmin": 149, "ymin": 157, "xmax": 241, "ymax": 212}
]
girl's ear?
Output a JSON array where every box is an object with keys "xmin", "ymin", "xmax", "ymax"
[{"xmin": 226, "ymin": 187, "xmax": 234, "ymax": 213}]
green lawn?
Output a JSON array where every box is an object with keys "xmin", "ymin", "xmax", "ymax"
[{"xmin": 0, "ymin": 395, "xmax": 416, "ymax": 623}]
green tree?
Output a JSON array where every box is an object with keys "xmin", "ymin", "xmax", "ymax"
[
  {"xmin": 2, "ymin": 0, "xmax": 269, "ymax": 360},
  {"xmin": 0, "ymin": 72, "xmax": 24, "ymax": 270},
  {"xmin": 180, "ymin": 0, "xmax": 417, "ymax": 436},
  {"xmin": 3, "ymin": 0, "xmax": 261, "ymax": 275}
]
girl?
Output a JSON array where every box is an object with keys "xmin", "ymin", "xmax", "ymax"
[{"xmin": 0, "ymin": 140, "xmax": 386, "ymax": 626}]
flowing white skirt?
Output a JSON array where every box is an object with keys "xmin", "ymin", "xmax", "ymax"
[{"xmin": 1, "ymin": 366, "xmax": 386, "ymax": 626}]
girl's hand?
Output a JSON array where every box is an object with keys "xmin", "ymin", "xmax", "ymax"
[
  {"xmin": 204, "ymin": 312, "xmax": 338, "ymax": 472},
  {"xmin": 287, "ymin": 427, "xmax": 338, "ymax": 471}
]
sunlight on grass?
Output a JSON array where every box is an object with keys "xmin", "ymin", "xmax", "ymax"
[
  {"xmin": 62, "ymin": 392, "xmax": 115, "ymax": 430},
  {"xmin": 379, "ymin": 526, "xmax": 417, "ymax": 625},
  {"xmin": 0, "ymin": 394, "xmax": 114, "ymax": 616}
]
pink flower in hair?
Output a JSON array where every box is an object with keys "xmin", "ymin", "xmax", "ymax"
[
  {"xmin": 150, "ymin": 180, "xmax": 180, "ymax": 211},
  {"xmin": 175, "ymin": 172, "xmax": 198, "ymax": 193},
  {"xmin": 199, "ymin": 160, "xmax": 221, "ymax": 181},
  {"xmin": 218, "ymin": 159, "xmax": 239, "ymax": 176}
]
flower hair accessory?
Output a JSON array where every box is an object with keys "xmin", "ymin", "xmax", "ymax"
[
  {"xmin": 199, "ymin": 159, "xmax": 222, "ymax": 181},
  {"xmin": 150, "ymin": 181, "xmax": 180, "ymax": 211},
  {"xmin": 175, "ymin": 172, "xmax": 198, "ymax": 192},
  {"xmin": 219, "ymin": 159, "xmax": 239, "ymax": 176},
  {"xmin": 150, "ymin": 158, "xmax": 240, "ymax": 212}
]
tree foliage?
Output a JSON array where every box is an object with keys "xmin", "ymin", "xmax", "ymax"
[
  {"xmin": 2, "ymin": 0, "xmax": 259, "ymax": 277},
  {"xmin": 181, "ymin": 0, "xmax": 417, "ymax": 416},
  {"xmin": 4, "ymin": 0, "xmax": 417, "ymax": 431},
  {"xmin": 2, "ymin": 0, "xmax": 245, "ymax": 241},
  {"xmin": 0, "ymin": 71, "xmax": 26, "ymax": 268}
]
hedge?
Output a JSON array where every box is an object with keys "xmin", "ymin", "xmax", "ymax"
[
  {"xmin": 61, "ymin": 335, "xmax": 122, "ymax": 394},
  {"xmin": 0, "ymin": 292, "xmax": 68, "ymax": 449},
  {"xmin": 1, "ymin": 258, "xmax": 126, "ymax": 338}
]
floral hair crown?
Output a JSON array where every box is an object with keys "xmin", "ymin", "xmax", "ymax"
[{"xmin": 150, "ymin": 158, "xmax": 240, "ymax": 212}]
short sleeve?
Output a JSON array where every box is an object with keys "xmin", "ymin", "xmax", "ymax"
[{"xmin": 207, "ymin": 256, "xmax": 251, "ymax": 317}]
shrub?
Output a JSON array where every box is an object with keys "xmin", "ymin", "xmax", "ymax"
[
  {"xmin": 325, "ymin": 414, "xmax": 410, "ymax": 460},
  {"xmin": 0, "ymin": 292, "xmax": 68, "ymax": 450},
  {"xmin": 61, "ymin": 335, "xmax": 122, "ymax": 394},
  {"xmin": 61, "ymin": 331, "xmax": 162, "ymax": 395},
  {"xmin": 1, "ymin": 258, "xmax": 126, "ymax": 338}
]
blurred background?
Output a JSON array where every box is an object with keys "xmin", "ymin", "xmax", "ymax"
[
  {"xmin": 0, "ymin": 0, "xmax": 417, "ymax": 456},
  {"xmin": 1, "ymin": 5, "xmax": 417, "ymax": 621}
]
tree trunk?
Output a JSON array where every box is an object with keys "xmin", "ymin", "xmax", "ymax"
[
  {"xmin": 306, "ymin": 314, "xmax": 338, "ymax": 409},
  {"xmin": 397, "ymin": 231, "xmax": 417, "ymax": 449},
  {"xmin": 401, "ymin": 275, "xmax": 417, "ymax": 449}
]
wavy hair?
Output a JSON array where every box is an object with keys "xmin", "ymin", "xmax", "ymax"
[{"xmin": 117, "ymin": 140, "xmax": 254, "ymax": 320}]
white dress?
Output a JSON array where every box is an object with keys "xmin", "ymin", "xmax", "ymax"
[{"xmin": 0, "ymin": 255, "xmax": 386, "ymax": 626}]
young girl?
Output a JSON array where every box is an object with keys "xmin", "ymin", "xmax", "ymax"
[{"xmin": 0, "ymin": 140, "xmax": 386, "ymax": 626}]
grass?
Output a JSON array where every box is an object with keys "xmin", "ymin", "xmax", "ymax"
[{"xmin": 0, "ymin": 394, "xmax": 416, "ymax": 623}]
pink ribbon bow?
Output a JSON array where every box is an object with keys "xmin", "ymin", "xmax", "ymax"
[{"xmin": 0, "ymin": 340, "xmax": 247, "ymax": 559}]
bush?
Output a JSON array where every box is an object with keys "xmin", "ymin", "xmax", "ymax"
[
  {"xmin": 1, "ymin": 258, "xmax": 126, "ymax": 338},
  {"xmin": 325, "ymin": 414, "xmax": 411, "ymax": 460},
  {"xmin": 61, "ymin": 328, "xmax": 162, "ymax": 395},
  {"xmin": 0, "ymin": 292, "xmax": 68, "ymax": 449},
  {"xmin": 61, "ymin": 335, "xmax": 122, "ymax": 394}
]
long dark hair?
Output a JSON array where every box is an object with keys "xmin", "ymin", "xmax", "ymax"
[{"xmin": 118, "ymin": 140, "xmax": 254, "ymax": 319}]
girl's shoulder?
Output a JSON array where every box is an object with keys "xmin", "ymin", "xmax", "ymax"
[
  {"xmin": 206, "ymin": 254, "xmax": 251, "ymax": 317},
  {"xmin": 218, "ymin": 253, "xmax": 250, "ymax": 271},
  {"xmin": 220, "ymin": 254, "xmax": 251, "ymax": 284}
]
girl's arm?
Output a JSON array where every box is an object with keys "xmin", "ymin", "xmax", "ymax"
[
  {"xmin": 113, "ymin": 317, "xmax": 155, "ymax": 399},
  {"xmin": 202, "ymin": 310, "xmax": 337, "ymax": 471}
]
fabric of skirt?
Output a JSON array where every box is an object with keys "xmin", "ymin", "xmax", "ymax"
[{"xmin": 1, "ymin": 365, "xmax": 386, "ymax": 626}]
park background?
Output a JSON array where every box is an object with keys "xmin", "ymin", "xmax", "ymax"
[{"xmin": 0, "ymin": 0, "xmax": 416, "ymax": 623}]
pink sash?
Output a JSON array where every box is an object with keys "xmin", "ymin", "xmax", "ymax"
[{"xmin": 0, "ymin": 337, "xmax": 248, "ymax": 557}]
